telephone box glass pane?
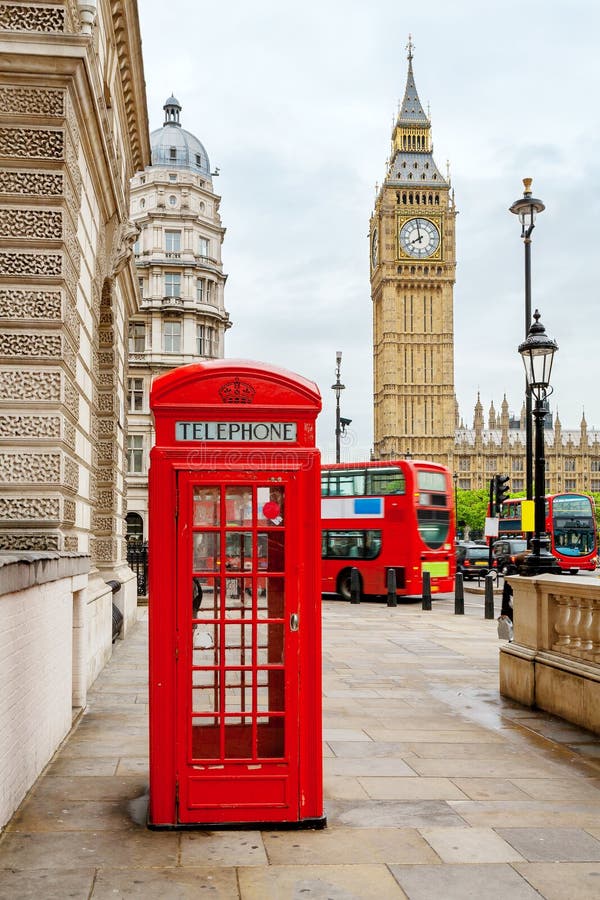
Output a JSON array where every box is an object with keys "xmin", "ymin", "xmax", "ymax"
[
  {"xmin": 258, "ymin": 532, "xmax": 285, "ymax": 572},
  {"xmin": 224, "ymin": 577, "xmax": 253, "ymax": 618},
  {"xmin": 257, "ymin": 669, "xmax": 285, "ymax": 712},
  {"xmin": 224, "ymin": 721, "xmax": 253, "ymax": 758},
  {"xmin": 257, "ymin": 717, "xmax": 284, "ymax": 758},
  {"xmin": 192, "ymin": 672, "xmax": 220, "ymax": 713},
  {"xmin": 192, "ymin": 621, "xmax": 218, "ymax": 653},
  {"xmin": 192, "ymin": 576, "xmax": 219, "ymax": 620},
  {"xmin": 225, "ymin": 487, "xmax": 253, "ymax": 526},
  {"xmin": 257, "ymin": 577, "xmax": 284, "ymax": 619},
  {"xmin": 224, "ymin": 669, "xmax": 253, "ymax": 714},
  {"xmin": 193, "ymin": 533, "xmax": 219, "ymax": 571},
  {"xmin": 225, "ymin": 532, "xmax": 252, "ymax": 572},
  {"xmin": 224, "ymin": 623, "xmax": 253, "ymax": 667},
  {"xmin": 193, "ymin": 486, "xmax": 220, "ymax": 526},
  {"xmin": 257, "ymin": 485, "xmax": 285, "ymax": 526},
  {"xmin": 258, "ymin": 622, "xmax": 284, "ymax": 664}
]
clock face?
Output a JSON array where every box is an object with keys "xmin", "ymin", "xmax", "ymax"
[
  {"xmin": 371, "ymin": 227, "xmax": 378, "ymax": 268},
  {"xmin": 398, "ymin": 217, "xmax": 440, "ymax": 259}
]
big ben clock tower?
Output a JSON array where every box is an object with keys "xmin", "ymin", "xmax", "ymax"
[{"xmin": 371, "ymin": 39, "xmax": 457, "ymax": 464}]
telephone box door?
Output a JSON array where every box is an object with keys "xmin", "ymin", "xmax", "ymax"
[{"xmin": 177, "ymin": 470, "xmax": 300, "ymax": 824}]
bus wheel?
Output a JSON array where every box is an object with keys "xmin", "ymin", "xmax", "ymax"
[{"xmin": 337, "ymin": 569, "xmax": 362, "ymax": 602}]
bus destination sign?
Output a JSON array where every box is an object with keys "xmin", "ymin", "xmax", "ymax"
[{"xmin": 176, "ymin": 421, "xmax": 297, "ymax": 442}]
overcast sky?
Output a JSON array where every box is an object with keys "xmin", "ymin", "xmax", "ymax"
[{"xmin": 138, "ymin": 0, "xmax": 600, "ymax": 462}]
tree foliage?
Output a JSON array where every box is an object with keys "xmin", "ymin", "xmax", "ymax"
[
  {"xmin": 455, "ymin": 490, "xmax": 600, "ymax": 540},
  {"xmin": 455, "ymin": 489, "xmax": 489, "ymax": 538}
]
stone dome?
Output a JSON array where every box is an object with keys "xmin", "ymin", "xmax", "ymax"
[{"xmin": 150, "ymin": 96, "xmax": 211, "ymax": 178}]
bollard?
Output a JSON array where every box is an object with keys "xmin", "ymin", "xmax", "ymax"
[
  {"xmin": 454, "ymin": 572, "xmax": 464, "ymax": 615},
  {"xmin": 484, "ymin": 572, "xmax": 495, "ymax": 619},
  {"xmin": 350, "ymin": 567, "xmax": 361, "ymax": 604},
  {"xmin": 386, "ymin": 567, "xmax": 397, "ymax": 607},
  {"xmin": 422, "ymin": 570, "xmax": 432, "ymax": 610}
]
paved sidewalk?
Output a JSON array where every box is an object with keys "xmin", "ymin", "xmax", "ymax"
[{"xmin": 2, "ymin": 598, "xmax": 600, "ymax": 898}]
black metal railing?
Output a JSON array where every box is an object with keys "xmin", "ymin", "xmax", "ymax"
[{"xmin": 127, "ymin": 540, "xmax": 148, "ymax": 597}]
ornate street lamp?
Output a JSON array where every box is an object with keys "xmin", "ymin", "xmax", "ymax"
[
  {"xmin": 453, "ymin": 472, "xmax": 459, "ymax": 536},
  {"xmin": 332, "ymin": 351, "xmax": 345, "ymax": 464},
  {"xmin": 518, "ymin": 310, "xmax": 561, "ymax": 576},
  {"xmin": 509, "ymin": 178, "xmax": 545, "ymax": 507}
]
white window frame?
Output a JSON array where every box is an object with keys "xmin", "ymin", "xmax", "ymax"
[
  {"xmin": 164, "ymin": 272, "xmax": 181, "ymax": 298},
  {"xmin": 165, "ymin": 230, "xmax": 181, "ymax": 254},
  {"xmin": 127, "ymin": 434, "xmax": 144, "ymax": 474},
  {"xmin": 128, "ymin": 322, "xmax": 145, "ymax": 353},
  {"xmin": 128, "ymin": 377, "xmax": 144, "ymax": 412},
  {"xmin": 197, "ymin": 323, "xmax": 217, "ymax": 357},
  {"xmin": 163, "ymin": 320, "xmax": 181, "ymax": 353}
]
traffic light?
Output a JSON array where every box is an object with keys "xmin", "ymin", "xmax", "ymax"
[{"xmin": 494, "ymin": 474, "xmax": 510, "ymax": 509}]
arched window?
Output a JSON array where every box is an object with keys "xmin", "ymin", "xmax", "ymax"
[{"xmin": 126, "ymin": 512, "xmax": 144, "ymax": 542}]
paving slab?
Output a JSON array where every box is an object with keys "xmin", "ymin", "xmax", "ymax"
[
  {"xmin": 418, "ymin": 825, "xmax": 526, "ymax": 862},
  {"xmin": 180, "ymin": 831, "xmax": 268, "ymax": 866},
  {"xmin": 324, "ymin": 799, "xmax": 466, "ymax": 828},
  {"xmin": 5, "ymin": 796, "xmax": 136, "ymax": 832},
  {"xmin": 450, "ymin": 778, "xmax": 532, "ymax": 801},
  {"xmin": 324, "ymin": 757, "xmax": 417, "ymax": 777},
  {"xmin": 513, "ymin": 862, "xmax": 600, "ymax": 900},
  {"xmin": 449, "ymin": 799, "xmax": 600, "ymax": 828},
  {"xmin": 496, "ymin": 826, "xmax": 600, "ymax": 861},
  {"xmin": 28, "ymin": 775, "xmax": 147, "ymax": 802},
  {"xmin": 0, "ymin": 829, "xmax": 180, "ymax": 869},
  {"xmin": 262, "ymin": 825, "xmax": 439, "ymax": 866},
  {"xmin": 389, "ymin": 863, "xmax": 541, "ymax": 899},
  {"xmin": 359, "ymin": 777, "xmax": 469, "ymax": 801},
  {"xmin": 238, "ymin": 863, "xmax": 407, "ymax": 899},
  {"xmin": 90, "ymin": 867, "xmax": 240, "ymax": 898},
  {"xmin": 0, "ymin": 867, "xmax": 96, "ymax": 900}
]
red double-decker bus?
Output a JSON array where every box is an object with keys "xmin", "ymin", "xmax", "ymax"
[
  {"xmin": 321, "ymin": 459, "xmax": 455, "ymax": 600},
  {"xmin": 497, "ymin": 493, "xmax": 598, "ymax": 573}
]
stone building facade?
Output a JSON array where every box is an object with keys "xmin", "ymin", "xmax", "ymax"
[
  {"xmin": 0, "ymin": 0, "xmax": 150, "ymax": 830},
  {"xmin": 126, "ymin": 96, "xmax": 230, "ymax": 541},
  {"xmin": 371, "ymin": 42, "xmax": 600, "ymax": 494},
  {"xmin": 455, "ymin": 395, "xmax": 600, "ymax": 495},
  {"xmin": 0, "ymin": 0, "xmax": 149, "ymax": 591}
]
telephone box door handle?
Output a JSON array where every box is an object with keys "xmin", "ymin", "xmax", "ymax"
[{"xmin": 290, "ymin": 613, "xmax": 299, "ymax": 632}]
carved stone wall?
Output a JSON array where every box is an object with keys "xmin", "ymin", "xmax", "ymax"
[
  {"xmin": 0, "ymin": 289, "xmax": 62, "ymax": 319},
  {"xmin": 0, "ymin": 74, "xmax": 79, "ymax": 552},
  {"xmin": 0, "ymin": 0, "xmax": 150, "ymax": 571}
]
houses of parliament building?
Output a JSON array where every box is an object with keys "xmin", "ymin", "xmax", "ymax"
[{"xmin": 370, "ymin": 42, "xmax": 600, "ymax": 495}]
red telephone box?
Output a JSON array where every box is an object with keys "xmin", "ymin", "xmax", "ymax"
[{"xmin": 148, "ymin": 360, "xmax": 325, "ymax": 828}]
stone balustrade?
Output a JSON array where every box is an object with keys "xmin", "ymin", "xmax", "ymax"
[{"xmin": 499, "ymin": 573, "xmax": 600, "ymax": 733}]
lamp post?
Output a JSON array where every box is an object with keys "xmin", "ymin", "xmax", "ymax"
[
  {"xmin": 518, "ymin": 310, "xmax": 561, "ymax": 576},
  {"xmin": 332, "ymin": 351, "xmax": 345, "ymax": 464},
  {"xmin": 509, "ymin": 179, "xmax": 545, "ymax": 508},
  {"xmin": 453, "ymin": 472, "xmax": 459, "ymax": 537}
]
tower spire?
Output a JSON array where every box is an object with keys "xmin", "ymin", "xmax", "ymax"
[{"xmin": 397, "ymin": 37, "xmax": 428, "ymax": 126}]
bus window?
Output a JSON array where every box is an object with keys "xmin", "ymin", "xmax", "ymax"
[
  {"xmin": 366, "ymin": 468, "xmax": 405, "ymax": 495},
  {"xmin": 417, "ymin": 509, "xmax": 450, "ymax": 549},
  {"xmin": 327, "ymin": 471, "xmax": 366, "ymax": 497},
  {"xmin": 417, "ymin": 471, "xmax": 447, "ymax": 492},
  {"xmin": 322, "ymin": 529, "xmax": 382, "ymax": 560}
]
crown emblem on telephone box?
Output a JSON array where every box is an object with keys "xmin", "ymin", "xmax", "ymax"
[{"xmin": 218, "ymin": 376, "xmax": 255, "ymax": 404}]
